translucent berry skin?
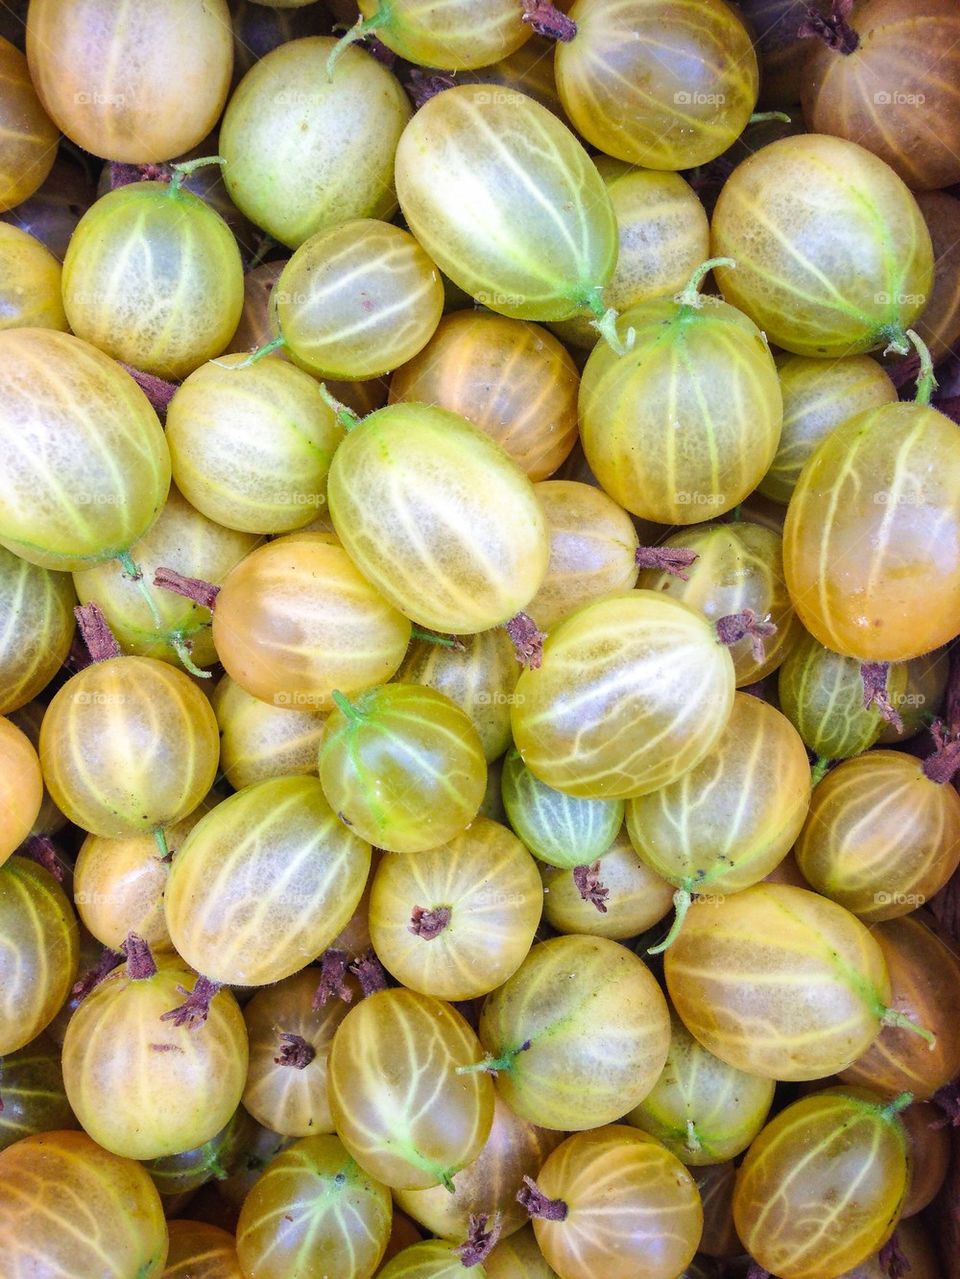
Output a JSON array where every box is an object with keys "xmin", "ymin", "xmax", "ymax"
[
  {"xmin": 0, "ymin": 1130, "xmax": 169, "ymax": 1278},
  {"xmin": 529, "ymin": 1124, "xmax": 704, "ymax": 1279},
  {"xmin": 712, "ymin": 134, "xmax": 933, "ymax": 358},
  {"xmin": 511, "ymin": 591, "xmax": 735, "ymax": 800},
  {"xmin": 327, "ymin": 988, "xmax": 495, "ymax": 1191},
  {"xmin": 733, "ymin": 1089, "xmax": 910, "ymax": 1279},
  {"xmin": 328, "ymin": 403, "xmax": 549, "ymax": 634},
  {"xmin": 783, "ymin": 401, "xmax": 960, "ymax": 662}
]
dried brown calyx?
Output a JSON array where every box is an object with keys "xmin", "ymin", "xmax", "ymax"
[
  {"xmin": 715, "ymin": 609, "xmax": 777, "ymax": 664},
  {"xmin": 122, "ymin": 933, "xmax": 157, "ymax": 981},
  {"xmin": 922, "ymin": 721, "xmax": 960, "ymax": 786},
  {"xmin": 72, "ymin": 947, "xmax": 124, "ymax": 1002},
  {"xmin": 517, "ymin": 1175, "xmax": 568, "ymax": 1221},
  {"xmin": 274, "ymin": 1032, "xmax": 316, "ymax": 1070},
  {"xmin": 349, "ymin": 949, "xmax": 388, "ymax": 998},
  {"xmin": 572, "ymin": 862, "xmax": 609, "ymax": 913},
  {"xmin": 312, "ymin": 948, "xmax": 354, "ymax": 1009},
  {"xmin": 160, "ymin": 975, "xmax": 223, "ymax": 1030},
  {"xmin": 153, "ymin": 568, "xmax": 221, "ymax": 611},
  {"xmin": 634, "ymin": 546, "xmax": 699, "ymax": 580},
  {"xmin": 505, "ymin": 612, "xmax": 545, "ymax": 669},
  {"xmin": 521, "ymin": 0, "xmax": 577, "ymax": 41},
  {"xmin": 75, "ymin": 602, "xmax": 121, "ymax": 662},
  {"xmin": 797, "ymin": 0, "xmax": 859, "ymax": 55},
  {"xmin": 454, "ymin": 1212, "xmax": 503, "ymax": 1267},
  {"xmin": 860, "ymin": 661, "xmax": 904, "ymax": 733},
  {"xmin": 409, "ymin": 905, "xmax": 452, "ymax": 939}
]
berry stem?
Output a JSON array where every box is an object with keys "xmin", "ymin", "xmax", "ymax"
[
  {"xmin": 218, "ymin": 333, "xmax": 287, "ymax": 370},
  {"xmin": 326, "ymin": 10, "xmax": 386, "ymax": 80},
  {"xmin": 410, "ymin": 626, "xmax": 466, "ymax": 651},
  {"xmin": 318, "ymin": 382, "xmax": 363, "ymax": 431},
  {"xmin": 457, "ymin": 1040, "xmax": 531, "ymax": 1077},
  {"xmin": 648, "ymin": 886, "xmax": 692, "ymax": 955},
  {"xmin": 879, "ymin": 1091, "xmax": 914, "ymax": 1122},
  {"xmin": 123, "ymin": 933, "xmax": 158, "ymax": 981},
  {"xmin": 676, "ymin": 257, "xmax": 735, "ymax": 309},
  {"xmin": 587, "ymin": 296, "xmax": 636, "ymax": 356},
  {"xmin": 684, "ymin": 1119, "xmax": 703, "ymax": 1155},
  {"xmin": 331, "ymin": 690, "xmax": 364, "ymax": 723},
  {"xmin": 74, "ymin": 602, "xmax": 121, "ymax": 662},
  {"xmin": 167, "ymin": 155, "xmax": 226, "ymax": 196},
  {"xmin": 748, "ymin": 111, "xmax": 792, "ymax": 124},
  {"xmin": 116, "ymin": 552, "xmax": 164, "ymax": 630},
  {"xmin": 881, "ymin": 1007, "xmax": 937, "ymax": 1049},
  {"xmin": 153, "ymin": 828, "xmax": 172, "ymax": 862},
  {"xmin": 170, "ymin": 632, "xmax": 210, "ymax": 679},
  {"xmin": 906, "ymin": 328, "xmax": 937, "ymax": 406},
  {"xmin": 810, "ymin": 755, "xmax": 832, "ymax": 787}
]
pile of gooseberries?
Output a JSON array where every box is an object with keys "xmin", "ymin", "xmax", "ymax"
[{"xmin": 2, "ymin": 1, "xmax": 960, "ymax": 1276}]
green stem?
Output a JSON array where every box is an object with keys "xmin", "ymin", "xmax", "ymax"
[
  {"xmin": 585, "ymin": 296, "xmax": 635, "ymax": 357},
  {"xmin": 117, "ymin": 551, "xmax": 164, "ymax": 630},
  {"xmin": 684, "ymin": 1119, "xmax": 703, "ymax": 1155},
  {"xmin": 881, "ymin": 1007, "xmax": 937, "ymax": 1049},
  {"xmin": 879, "ymin": 1091, "xmax": 914, "ymax": 1122},
  {"xmin": 217, "ymin": 333, "xmax": 287, "ymax": 370},
  {"xmin": 748, "ymin": 111, "xmax": 791, "ymax": 124},
  {"xmin": 153, "ymin": 828, "xmax": 170, "ymax": 860},
  {"xmin": 906, "ymin": 328, "xmax": 937, "ymax": 406},
  {"xmin": 331, "ymin": 690, "xmax": 364, "ymax": 723},
  {"xmin": 168, "ymin": 155, "xmax": 226, "ymax": 196},
  {"xmin": 171, "ymin": 632, "xmax": 210, "ymax": 679},
  {"xmin": 677, "ymin": 257, "xmax": 735, "ymax": 309},
  {"xmin": 647, "ymin": 886, "xmax": 692, "ymax": 955},
  {"xmin": 881, "ymin": 326, "xmax": 911, "ymax": 357},
  {"xmin": 810, "ymin": 755, "xmax": 832, "ymax": 787},
  {"xmin": 326, "ymin": 10, "xmax": 385, "ymax": 80},
  {"xmin": 457, "ymin": 1050, "xmax": 518, "ymax": 1076},
  {"xmin": 318, "ymin": 383, "xmax": 363, "ymax": 431},
  {"xmin": 410, "ymin": 626, "xmax": 463, "ymax": 650}
]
